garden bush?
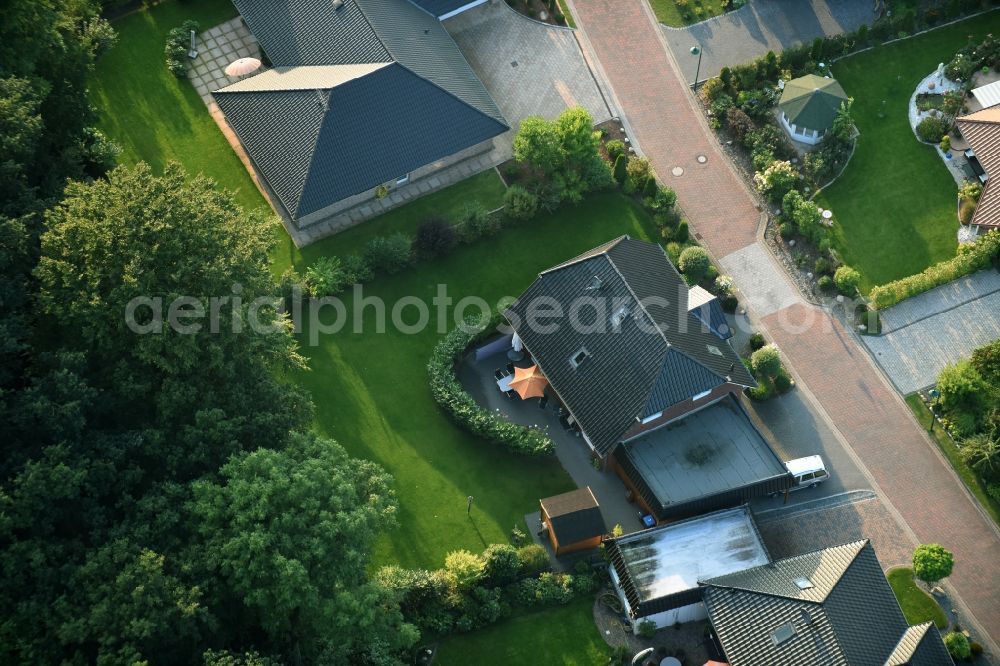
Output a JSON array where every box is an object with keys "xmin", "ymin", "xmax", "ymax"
[
  {"xmin": 720, "ymin": 294, "xmax": 738, "ymax": 313},
  {"xmin": 665, "ymin": 241, "xmax": 684, "ymax": 265},
  {"xmin": 834, "ymin": 265, "xmax": 861, "ymax": 296},
  {"xmin": 457, "ymin": 203, "xmax": 500, "ymax": 242},
  {"xmin": 364, "ymin": 233, "xmax": 412, "ymax": 275},
  {"xmin": 636, "ymin": 620, "xmax": 657, "ymax": 639},
  {"xmin": 482, "ymin": 544, "xmax": 521, "ymax": 586},
  {"xmin": 750, "ymin": 344, "xmax": 781, "ymax": 379},
  {"xmin": 754, "ymin": 160, "xmax": 799, "ymax": 203},
  {"xmin": 164, "ymin": 20, "xmax": 199, "ymax": 77},
  {"xmin": 678, "ymin": 246, "xmax": 711, "ymax": 282},
  {"xmin": 605, "ymin": 139, "xmax": 626, "ymax": 162},
  {"xmin": 916, "ymin": 115, "xmax": 951, "ymax": 144},
  {"xmin": 427, "ymin": 315, "xmax": 554, "ymax": 456},
  {"xmin": 749, "ymin": 332, "xmax": 767, "ymax": 351},
  {"xmin": 959, "ymin": 431, "xmax": 1000, "ymax": 485},
  {"xmin": 613, "ymin": 154, "xmax": 628, "ymax": 185},
  {"xmin": 725, "ymin": 107, "xmax": 756, "ymax": 143},
  {"xmin": 624, "ymin": 156, "xmax": 652, "ymax": 195},
  {"xmin": 444, "ymin": 550, "xmax": 486, "ymax": 590},
  {"xmin": 503, "ymin": 184, "xmax": 539, "ymax": 222},
  {"xmin": 516, "ymin": 544, "xmax": 549, "ymax": 575},
  {"xmin": 817, "ymin": 275, "xmax": 834, "ymax": 292},
  {"xmin": 814, "ymin": 257, "xmax": 830, "ymax": 275},
  {"xmin": 674, "ymin": 220, "xmax": 690, "ymax": 243},
  {"xmin": 304, "ymin": 256, "xmax": 347, "ymax": 297},
  {"xmin": 342, "ymin": 253, "xmax": 373, "ymax": 285},
  {"xmin": 944, "ymin": 632, "xmax": 971, "ymax": 661},
  {"xmin": 870, "ymin": 231, "xmax": 1000, "ymax": 309},
  {"xmin": 913, "ymin": 544, "xmax": 955, "ymax": 586},
  {"xmin": 534, "ymin": 572, "xmax": 574, "ymax": 605},
  {"xmin": 643, "ymin": 175, "xmax": 659, "ymax": 198},
  {"xmin": 414, "ymin": 217, "xmax": 457, "ymax": 258}
]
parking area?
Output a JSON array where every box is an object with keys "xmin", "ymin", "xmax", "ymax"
[
  {"xmin": 862, "ymin": 269, "xmax": 1000, "ymax": 394},
  {"xmin": 446, "ymin": 3, "xmax": 613, "ymax": 158}
]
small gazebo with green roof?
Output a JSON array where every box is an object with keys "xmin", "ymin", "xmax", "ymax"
[{"xmin": 778, "ymin": 74, "xmax": 848, "ymax": 146}]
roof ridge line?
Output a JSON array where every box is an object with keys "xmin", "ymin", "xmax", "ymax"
[
  {"xmin": 292, "ymin": 88, "xmax": 336, "ymax": 216},
  {"xmin": 389, "ymin": 60, "xmax": 509, "ymax": 129},
  {"xmin": 539, "ymin": 235, "xmax": 629, "ymax": 275}
]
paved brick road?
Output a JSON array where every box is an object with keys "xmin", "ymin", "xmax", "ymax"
[{"xmin": 567, "ymin": 0, "xmax": 1000, "ymax": 645}]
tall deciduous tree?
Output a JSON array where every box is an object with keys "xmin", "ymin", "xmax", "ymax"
[{"xmin": 190, "ymin": 431, "xmax": 408, "ymax": 664}]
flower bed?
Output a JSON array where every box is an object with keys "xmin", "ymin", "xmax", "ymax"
[{"xmin": 428, "ymin": 314, "xmax": 554, "ymax": 457}]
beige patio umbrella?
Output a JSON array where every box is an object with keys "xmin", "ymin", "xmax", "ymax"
[
  {"xmin": 225, "ymin": 57, "xmax": 262, "ymax": 77},
  {"xmin": 509, "ymin": 365, "xmax": 548, "ymax": 400}
]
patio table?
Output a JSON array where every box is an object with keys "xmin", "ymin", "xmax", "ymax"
[
  {"xmin": 660, "ymin": 658, "xmax": 681, "ymax": 666},
  {"xmin": 496, "ymin": 374, "xmax": 514, "ymax": 393}
]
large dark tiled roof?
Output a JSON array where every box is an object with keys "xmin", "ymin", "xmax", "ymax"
[
  {"xmin": 504, "ymin": 236, "xmax": 753, "ymax": 455},
  {"xmin": 217, "ymin": 0, "xmax": 507, "ymax": 220},
  {"xmin": 702, "ymin": 541, "xmax": 948, "ymax": 666}
]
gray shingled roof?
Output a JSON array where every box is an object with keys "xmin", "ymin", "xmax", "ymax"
[
  {"xmin": 540, "ymin": 487, "xmax": 604, "ymax": 545},
  {"xmin": 884, "ymin": 622, "xmax": 953, "ymax": 666},
  {"xmin": 503, "ymin": 236, "xmax": 754, "ymax": 456},
  {"xmin": 217, "ymin": 0, "xmax": 507, "ymax": 220},
  {"xmin": 702, "ymin": 541, "xmax": 921, "ymax": 666}
]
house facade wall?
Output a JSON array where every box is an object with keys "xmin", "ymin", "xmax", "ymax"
[
  {"xmin": 780, "ymin": 112, "xmax": 824, "ymax": 146},
  {"xmin": 608, "ymin": 565, "xmax": 708, "ymax": 628}
]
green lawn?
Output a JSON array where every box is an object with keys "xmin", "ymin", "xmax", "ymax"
[
  {"xmin": 90, "ymin": 0, "xmax": 269, "ymax": 218},
  {"xmin": 887, "ymin": 567, "xmax": 949, "ymax": 629},
  {"xmin": 649, "ymin": 0, "xmax": 726, "ymax": 26},
  {"xmin": 433, "ymin": 598, "xmax": 611, "ymax": 665},
  {"xmin": 818, "ymin": 12, "xmax": 1000, "ymax": 291},
  {"xmin": 295, "ymin": 191, "xmax": 658, "ymax": 568},
  {"xmin": 905, "ymin": 394, "xmax": 1000, "ymax": 529},
  {"xmin": 272, "ymin": 170, "xmax": 507, "ymax": 275}
]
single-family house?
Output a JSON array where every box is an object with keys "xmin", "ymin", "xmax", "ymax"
[
  {"xmin": 701, "ymin": 540, "xmax": 953, "ymax": 666},
  {"xmin": 214, "ymin": 0, "xmax": 508, "ymax": 233},
  {"xmin": 778, "ymin": 74, "xmax": 848, "ymax": 146},
  {"xmin": 504, "ymin": 236, "xmax": 793, "ymax": 521},
  {"xmin": 957, "ymin": 106, "xmax": 1000, "ymax": 234}
]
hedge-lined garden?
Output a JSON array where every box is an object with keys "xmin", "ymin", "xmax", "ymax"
[{"xmin": 428, "ymin": 315, "xmax": 554, "ymax": 456}]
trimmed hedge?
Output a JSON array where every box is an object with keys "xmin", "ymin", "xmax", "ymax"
[
  {"xmin": 870, "ymin": 230, "xmax": 1000, "ymax": 310},
  {"xmin": 428, "ymin": 315, "xmax": 554, "ymax": 456}
]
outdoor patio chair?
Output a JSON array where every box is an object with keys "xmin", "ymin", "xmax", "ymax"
[
  {"xmin": 559, "ymin": 415, "xmax": 572, "ymax": 431},
  {"xmin": 505, "ymin": 390, "xmax": 518, "ymax": 399},
  {"xmin": 494, "ymin": 369, "xmax": 504, "ymax": 380},
  {"xmin": 538, "ymin": 395, "xmax": 549, "ymax": 409},
  {"xmin": 506, "ymin": 362, "xmax": 515, "ymax": 374}
]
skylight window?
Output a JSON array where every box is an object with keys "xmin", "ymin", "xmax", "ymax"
[
  {"xmin": 794, "ymin": 577, "xmax": 814, "ymax": 590},
  {"xmin": 770, "ymin": 622, "xmax": 797, "ymax": 646},
  {"xmin": 569, "ymin": 348, "xmax": 590, "ymax": 369},
  {"xmin": 610, "ymin": 305, "xmax": 630, "ymax": 329}
]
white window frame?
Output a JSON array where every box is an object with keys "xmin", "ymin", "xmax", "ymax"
[{"xmin": 395, "ymin": 174, "xmax": 410, "ymax": 186}]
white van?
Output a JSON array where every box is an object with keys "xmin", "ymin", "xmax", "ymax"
[{"xmin": 784, "ymin": 455, "xmax": 830, "ymax": 491}]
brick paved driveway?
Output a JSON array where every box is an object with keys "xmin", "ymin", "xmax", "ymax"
[
  {"xmin": 662, "ymin": 0, "xmax": 873, "ymax": 83},
  {"xmin": 862, "ymin": 269, "xmax": 1000, "ymax": 393},
  {"xmin": 567, "ymin": 0, "xmax": 1000, "ymax": 646}
]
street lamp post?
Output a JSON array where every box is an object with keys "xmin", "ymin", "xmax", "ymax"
[
  {"xmin": 690, "ymin": 45, "xmax": 703, "ymax": 91},
  {"xmin": 927, "ymin": 389, "xmax": 940, "ymax": 432}
]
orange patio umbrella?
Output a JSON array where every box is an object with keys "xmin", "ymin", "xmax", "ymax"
[{"xmin": 509, "ymin": 364, "xmax": 548, "ymax": 400}]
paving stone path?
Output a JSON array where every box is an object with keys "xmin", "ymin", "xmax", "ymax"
[
  {"xmin": 566, "ymin": 0, "xmax": 1000, "ymax": 646},
  {"xmin": 662, "ymin": 0, "xmax": 873, "ymax": 83}
]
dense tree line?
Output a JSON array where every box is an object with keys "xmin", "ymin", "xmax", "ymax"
[{"xmin": 0, "ymin": 3, "xmax": 410, "ymax": 663}]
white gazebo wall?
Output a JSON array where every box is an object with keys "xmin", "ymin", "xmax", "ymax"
[{"xmin": 780, "ymin": 112, "xmax": 824, "ymax": 146}]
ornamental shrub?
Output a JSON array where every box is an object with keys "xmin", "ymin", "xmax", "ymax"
[
  {"xmin": 364, "ymin": 233, "xmax": 412, "ymax": 274},
  {"xmin": 304, "ymin": 256, "xmax": 347, "ymax": 296},
  {"xmin": 749, "ymin": 333, "xmax": 767, "ymax": 351},
  {"xmin": 503, "ymin": 184, "xmax": 539, "ymax": 222},
  {"xmin": 912, "ymin": 544, "xmax": 955, "ymax": 586},
  {"xmin": 482, "ymin": 544, "xmax": 522, "ymax": 586},
  {"xmin": 818, "ymin": 275, "xmax": 834, "ymax": 292},
  {"xmin": 937, "ymin": 359, "xmax": 988, "ymax": 414},
  {"xmin": 516, "ymin": 544, "xmax": 549, "ymax": 575},
  {"xmin": 613, "ymin": 154, "xmax": 628, "ymax": 185},
  {"xmin": 427, "ymin": 315, "xmax": 554, "ymax": 456},
  {"xmin": 774, "ymin": 368, "xmax": 793, "ymax": 393},
  {"xmin": 624, "ymin": 156, "xmax": 652, "ymax": 194},
  {"xmin": 726, "ymin": 107, "xmax": 756, "ymax": 144},
  {"xmin": 814, "ymin": 257, "xmax": 830, "ymax": 275},
  {"xmin": 535, "ymin": 572, "xmax": 574, "ymax": 605},
  {"xmin": 916, "ymin": 115, "xmax": 950, "ymax": 143},
  {"xmin": 605, "ymin": 139, "xmax": 626, "ymax": 162},
  {"xmin": 834, "ymin": 265, "xmax": 861, "ymax": 296},
  {"xmin": 342, "ymin": 253, "xmax": 373, "ymax": 284},
  {"xmin": 751, "ymin": 344, "xmax": 781, "ymax": 379},
  {"xmin": 678, "ymin": 246, "xmax": 711, "ymax": 282},
  {"xmin": 643, "ymin": 175, "xmax": 659, "ymax": 198},
  {"xmin": 445, "ymin": 550, "xmax": 486, "ymax": 590},
  {"xmin": 414, "ymin": 217, "xmax": 457, "ymax": 258},
  {"xmin": 944, "ymin": 632, "xmax": 971, "ymax": 661},
  {"xmin": 754, "ymin": 160, "xmax": 799, "ymax": 203},
  {"xmin": 674, "ymin": 220, "xmax": 690, "ymax": 243},
  {"xmin": 458, "ymin": 203, "xmax": 500, "ymax": 242},
  {"xmin": 164, "ymin": 20, "xmax": 199, "ymax": 77},
  {"xmin": 636, "ymin": 620, "xmax": 657, "ymax": 639}
]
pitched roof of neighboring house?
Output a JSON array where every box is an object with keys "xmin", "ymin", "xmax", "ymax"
[
  {"xmin": 779, "ymin": 74, "xmax": 848, "ymax": 131},
  {"xmin": 504, "ymin": 236, "xmax": 754, "ymax": 456},
  {"xmin": 215, "ymin": 0, "xmax": 507, "ymax": 220},
  {"xmin": 412, "ymin": 0, "xmax": 484, "ymax": 18},
  {"xmin": 539, "ymin": 487, "xmax": 604, "ymax": 545},
  {"xmin": 958, "ymin": 106, "xmax": 1000, "ymax": 229},
  {"xmin": 702, "ymin": 541, "xmax": 942, "ymax": 666},
  {"xmin": 884, "ymin": 622, "xmax": 952, "ymax": 666}
]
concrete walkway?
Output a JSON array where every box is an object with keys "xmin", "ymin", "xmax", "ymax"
[
  {"xmin": 862, "ymin": 269, "xmax": 1000, "ymax": 394},
  {"xmin": 663, "ymin": 0, "xmax": 873, "ymax": 83},
  {"xmin": 566, "ymin": 0, "xmax": 1000, "ymax": 648}
]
